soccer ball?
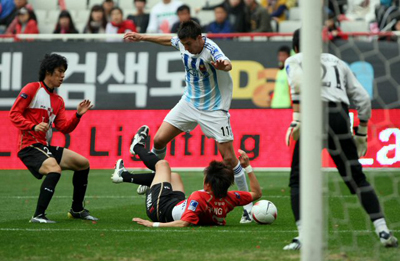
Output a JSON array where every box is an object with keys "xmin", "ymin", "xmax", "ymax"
[{"xmin": 251, "ymin": 200, "xmax": 277, "ymax": 225}]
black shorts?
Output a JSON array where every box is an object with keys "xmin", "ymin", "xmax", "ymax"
[
  {"xmin": 145, "ymin": 182, "xmax": 186, "ymax": 222},
  {"xmin": 18, "ymin": 143, "xmax": 64, "ymax": 180}
]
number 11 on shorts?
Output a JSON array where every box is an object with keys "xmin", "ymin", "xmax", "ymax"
[{"xmin": 221, "ymin": 126, "xmax": 230, "ymax": 136}]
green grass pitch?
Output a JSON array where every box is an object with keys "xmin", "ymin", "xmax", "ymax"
[{"xmin": 0, "ymin": 170, "xmax": 399, "ymax": 261}]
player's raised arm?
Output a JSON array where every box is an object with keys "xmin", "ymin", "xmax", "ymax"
[
  {"xmin": 238, "ymin": 149, "xmax": 262, "ymax": 201},
  {"xmin": 123, "ymin": 32, "xmax": 173, "ymax": 46}
]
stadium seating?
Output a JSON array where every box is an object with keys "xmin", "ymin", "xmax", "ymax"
[
  {"xmin": 39, "ymin": 23, "xmax": 55, "ymax": 34},
  {"xmin": 340, "ymin": 20, "xmax": 369, "ymax": 32},
  {"xmin": 279, "ymin": 20, "xmax": 301, "ymax": 33},
  {"xmin": 288, "ymin": 7, "xmax": 300, "ymax": 20},
  {"xmin": 30, "ymin": 0, "xmax": 58, "ymax": 11},
  {"xmin": 47, "ymin": 10, "xmax": 61, "ymax": 25},
  {"xmin": 76, "ymin": 10, "xmax": 90, "ymax": 23},
  {"xmin": 65, "ymin": 0, "xmax": 88, "ymax": 11},
  {"xmin": 197, "ymin": 10, "xmax": 215, "ymax": 28}
]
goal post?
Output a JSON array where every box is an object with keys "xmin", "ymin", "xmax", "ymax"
[{"xmin": 300, "ymin": 0, "xmax": 323, "ymax": 260}]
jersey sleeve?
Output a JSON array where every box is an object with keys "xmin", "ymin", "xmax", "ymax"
[
  {"xmin": 343, "ymin": 61, "xmax": 371, "ymax": 122},
  {"xmin": 207, "ymin": 41, "xmax": 230, "ymax": 62},
  {"xmin": 53, "ymin": 97, "xmax": 81, "ymax": 134},
  {"xmin": 285, "ymin": 57, "xmax": 302, "ymax": 103},
  {"xmin": 229, "ymin": 191, "xmax": 253, "ymax": 206},
  {"xmin": 9, "ymin": 83, "xmax": 38, "ymax": 131},
  {"xmin": 179, "ymin": 192, "xmax": 204, "ymax": 225},
  {"xmin": 171, "ymin": 36, "xmax": 180, "ymax": 50}
]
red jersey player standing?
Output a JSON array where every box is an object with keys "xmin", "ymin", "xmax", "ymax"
[
  {"xmin": 9, "ymin": 54, "xmax": 98, "ymax": 223},
  {"xmin": 111, "ymin": 125, "xmax": 262, "ymax": 227}
]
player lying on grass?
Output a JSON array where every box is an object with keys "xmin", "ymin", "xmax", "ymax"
[
  {"xmin": 283, "ymin": 29, "xmax": 398, "ymax": 249},
  {"xmin": 111, "ymin": 125, "xmax": 262, "ymax": 227},
  {"xmin": 124, "ymin": 21, "xmax": 253, "ymax": 223},
  {"xmin": 9, "ymin": 54, "xmax": 97, "ymax": 223}
]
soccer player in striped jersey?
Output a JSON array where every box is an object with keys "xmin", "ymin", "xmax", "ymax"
[
  {"xmin": 283, "ymin": 29, "xmax": 398, "ymax": 250},
  {"xmin": 124, "ymin": 20, "xmax": 253, "ymax": 223}
]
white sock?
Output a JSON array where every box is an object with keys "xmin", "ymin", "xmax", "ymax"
[
  {"xmin": 373, "ymin": 218, "xmax": 389, "ymax": 236},
  {"xmin": 233, "ymin": 162, "xmax": 253, "ymax": 212},
  {"xmin": 151, "ymin": 147, "xmax": 166, "ymax": 160},
  {"xmin": 296, "ymin": 220, "xmax": 301, "ymax": 240}
]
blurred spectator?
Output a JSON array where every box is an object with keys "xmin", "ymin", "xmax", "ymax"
[
  {"xmin": 328, "ymin": 0, "xmax": 346, "ymax": 17},
  {"xmin": 245, "ymin": 0, "xmax": 272, "ymax": 32},
  {"xmin": 146, "ymin": 0, "xmax": 182, "ymax": 33},
  {"xmin": 202, "ymin": 0, "xmax": 249, "ymax": 32},
  {"xmin": 83, "ymin": 5, "xmax": 107, "ymax": 34},
  {"xmin": 387, "ymin": 19, "xmax": 400, "ymax": 41},
  {"xmin": 345, "ymin": 0, "xmax": 379, "ymax": 23},
  {"xmin": 13, "ymin": 7, "xmax": 38, "ymax": 35},
  {"xmin": 271, "ymin": 45, "xmax": 291, "ymax": 108},
  {"xmin": 0, "ymin": 0, "xmax": 16, "ymax": 29},
  {"xmin": 261, "ymin": 0, "xmax": 297, "ymax": 22},
  {"xmin": 127, "ymin": 0, "xmax": 149, "ymax": 33},
  {"xmin": 322, "ymin": 13, "xmax": 348, "ymax": 42},
  {"xmin": 375, "ymin": 0, "xmax": 400, "ymax": 31},
  {"xmin": 4, "ymin": 0, "xmax": 34, "ymax": 34},
  {"xmin": 207, "ymin": 5, "xmax": 233, "ymax": 33},
  {"xmin": 106, "ymin": 7, "xmax": 137, "ymax": 42},
  {"xmin": 103, "ymin": 0, "xmax": 114, "ymax": 21},
  {"xmin": 54, "ymin": 10, "xmax": 79, "ymax": 34},
  {"xmin": 171, "ymin": 4, "xmax": 200, "ymax": 33}
]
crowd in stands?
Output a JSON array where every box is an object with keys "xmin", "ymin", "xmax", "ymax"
[
  {"xmin": 325, "ymin": 0, "xmax": 400, "ymax": 42},
  {"xmin": 0, "ymin": 0, "xmax": 399, "ymax": 41}
]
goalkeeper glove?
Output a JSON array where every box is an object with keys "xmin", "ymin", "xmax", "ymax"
[
  {"xmin": 285, "ymin": 112, "xmax": 300, "ymax": 146},
  {"xmin": 353, "ymin": 124, "xmax": 368, "ymax": 157}
]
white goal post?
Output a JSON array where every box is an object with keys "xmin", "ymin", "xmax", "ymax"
[{"xmin": 300, "ymin": 1, "xmax": 323, "ymax": 261}]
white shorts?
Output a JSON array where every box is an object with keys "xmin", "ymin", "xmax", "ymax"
[{"xmin": 164, "ymin": 99, "xmax": 234, "ymax": 143}]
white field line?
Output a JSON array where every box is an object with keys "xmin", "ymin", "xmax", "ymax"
[
  {"xmin": 0, "ymin": 227, "xmax": 399, "ymax": 234},
  {"xmin": 0, "ymin": 195, "xmax": 361, "ymax": 199}
]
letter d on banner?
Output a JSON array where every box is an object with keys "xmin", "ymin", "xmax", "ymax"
[{"xmin": 231, "ymin": 61, "xmax": 265, "ymax": 99}]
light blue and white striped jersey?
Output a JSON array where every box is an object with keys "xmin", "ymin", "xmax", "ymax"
[{"xmin": 171, "ymin": 36, "xmax": 233, "ymax": 111}]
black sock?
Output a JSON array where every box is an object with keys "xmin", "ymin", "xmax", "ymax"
[
  {"xmin": 358, "ymin": 184, "xmax": 383, "ymax": 221},
  {"xmin": 134, "ymin": 145, "xmax": 160, "ymax": 171},
  {"xmin": 121, "ymin": 171, "xmax": 155, "ymax": 186},
  {"xmin": 34, "ymin": 172, "xmax": 61, "ymax": 217},
  {"xmin": 71, "ymin": 168, "xmax": 89, "ymax": 212},
  {"xmin": 290, "ymin": 187, "xmax": 300, "ymax": 222}
]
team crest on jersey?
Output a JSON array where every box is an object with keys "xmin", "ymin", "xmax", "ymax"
[
  {"xmin": 20, "ymin": 93, "xmax": 28, "ymax": 99},
  {"xmin": 188, "ymin": 200, "xmax": 198, "ymax": 211},
  {"xmin": 199, "ymin": 64, "xmax": 209, "ymax": 77},
  {"xmin": 234, "ymin": 192, "xmax": 240, "ymax": 199}
]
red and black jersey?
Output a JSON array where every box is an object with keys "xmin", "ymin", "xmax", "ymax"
[
  {"xmin": 177, "ymin": 190, "xmax": 253, "ymax": 226},
  {"xmin": 9, "ymin": 81, "xmax": 81, "ymax": 151}
]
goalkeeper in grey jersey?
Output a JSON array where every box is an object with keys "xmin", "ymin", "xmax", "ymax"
[{"xmin": 283, "ymin": 29, "xmax": 398, "ymax": 250}]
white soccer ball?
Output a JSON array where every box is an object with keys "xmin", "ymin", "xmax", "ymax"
[{"xmin": 251, "ymin": 200, "xmax": 277, "ymax": 225}]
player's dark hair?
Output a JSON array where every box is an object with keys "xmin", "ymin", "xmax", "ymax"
[
  {"xmin": 177, "ymin": 4, "xmax": 190, "ymax": 14},
  {"xmin": 204, "ymin": 161, "xmax": 234, "ymax": 198},
  {"xmin": 178, "ymin": 20, "xmax": 202, "ymax": 40},
  {"xmin": 38, "ymin": 54, "xmax": 68, "ymax": 81},
  {"xmin": 110, "ymin": 6, "xmax": 123, "ymax": 16},
  {"xmin": 292, "ymin": 29, "xmax": 300, "ymax": 52},
  {"xmin": 278, "ymin": 45, "xmax": 291, "ymax": 55},
  {"xmin": 134, "ymin": 0, "xmax": 146, "ymax": 2}
]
